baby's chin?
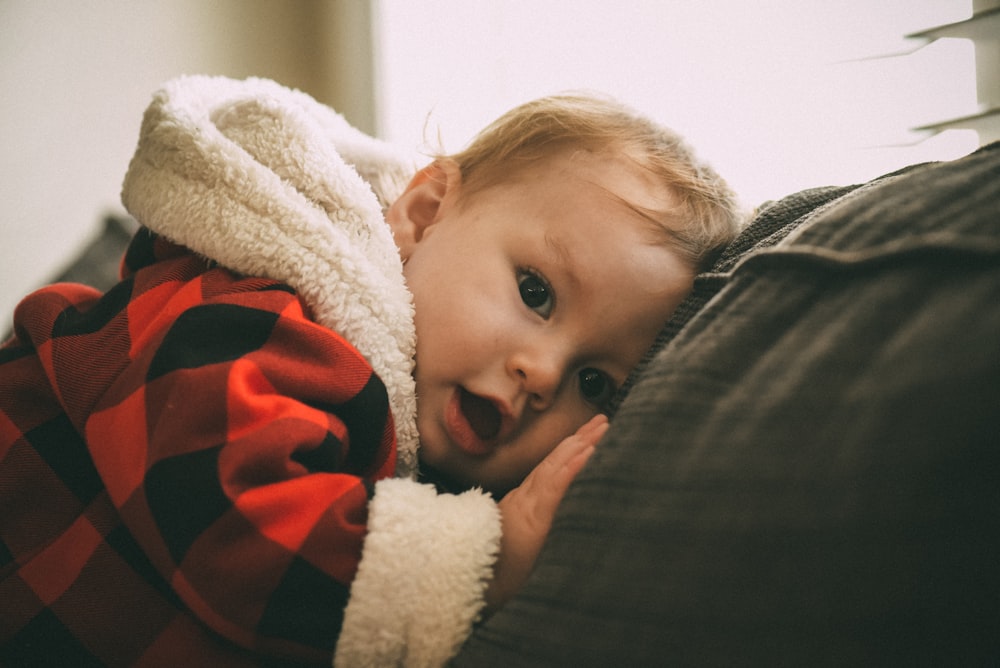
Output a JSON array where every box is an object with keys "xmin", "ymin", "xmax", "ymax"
[
  {"xmin": 416, "ymin": 455, "xmax": 517, "ymax": 499},
  {"xmin": 416, "ymin": 458, "xmax": 478, "ymax": 494}
]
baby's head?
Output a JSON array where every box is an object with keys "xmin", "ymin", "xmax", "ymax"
[{"xmin": 386, "ymin": 93, "xmax": 742, "ymax": 494}]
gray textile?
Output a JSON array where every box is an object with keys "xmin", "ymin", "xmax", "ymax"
[
  {"xmin": 2, "ymin": 215, "xmax": 137, "ymax": 342},
  {"xmin": 609, "ymin": 180, "xmax": 862, "ymax": 414},
  {"xmin": 50, "ymin": 214, "xmax": 138, "ymax": 290},
  {"xmin": 454, "ymin": 143, "xmax": 1000, "ymax": 666}
]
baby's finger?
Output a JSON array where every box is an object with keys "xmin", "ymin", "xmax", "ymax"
[
  {"xmin": 560, "ymin": 439, "xmax": 596, "ymax": 482},
  {"xmin": 525, "ymin": 417, "xmax": 606, "ymax": 498},
  {"xmin": 575, "ymin": 413, "xmax": 609, "ymax": 445},
  {"xmin": 546, "ymin": 415, "xmax": 606, "ymax": 465},
  {"xmin": 550, "ymin": 415, "xmax": 607, "ymax": 468}
]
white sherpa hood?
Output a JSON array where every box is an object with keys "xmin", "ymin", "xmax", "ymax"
[{"xmin": 121, "ymin": 74, "xmax": 421, "ymax": 476}]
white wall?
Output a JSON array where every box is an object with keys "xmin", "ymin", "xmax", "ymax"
[
  {"xmin": 0, "ymin": 1, "xmax": 371, "ymax": 323},
  {"xmin": 375, "ymin": 0, "xmax": 980, "ymax": 212}
]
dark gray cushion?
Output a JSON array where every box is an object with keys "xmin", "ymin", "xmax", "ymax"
[
  {"xmin": 3, "ymin": 215, "xmax": 137, "ymax": 342},
  {"xmin": 51, "ymin": 214, "xmax": 138, "ymax": 290},
  {"xmin": 454, "ymin": 143, "xmax": 1000, "ymax": 666}
]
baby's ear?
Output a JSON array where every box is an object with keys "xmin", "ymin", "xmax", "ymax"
[{"xmin": 386, "ymin": 159, "xmax": 460, "ymax": 258}]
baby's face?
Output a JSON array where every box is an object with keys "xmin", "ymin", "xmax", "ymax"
[{"xmin": 397, "ymin": 151, "xmax": 692, "ymax": 495}]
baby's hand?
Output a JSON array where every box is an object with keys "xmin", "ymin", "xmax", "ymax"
[{"xmin": 485, "ymin": 414, "xmax": 607, "ymax": 614}]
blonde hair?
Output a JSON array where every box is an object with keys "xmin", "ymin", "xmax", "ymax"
[{"xmin": 442, "ymin": 93, "xmax": 744, "ymax": 271}]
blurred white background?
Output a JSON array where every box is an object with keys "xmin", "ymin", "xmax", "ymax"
[
  {"xmin": 0, "ymin": 0, "xmax": 983, "ymax": 323},
  {"xmin": 376, "ymin": 0, "xmax": 979, "ymax": 208}
]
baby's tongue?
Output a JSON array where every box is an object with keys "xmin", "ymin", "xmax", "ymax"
[{"xmin": 460, "ymin": 388, "xmax": 501, "ymax": 441}]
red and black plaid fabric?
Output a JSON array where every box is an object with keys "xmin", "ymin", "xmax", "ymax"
[{"xmin": 0, "ymin": 228, "xmax": 397, "ymax": 666}]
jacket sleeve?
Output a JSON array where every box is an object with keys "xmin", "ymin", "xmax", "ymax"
[
  {"xmin": 78, "ymin": 261, "xmax": 500, "ymax": 664},
  {"xmin": 81, "ymin": 264, "xmax": 396, "ymax": 660},
  {"xmin": 335, "ymin": 478, "xmax": 502, "ymax": 668}
]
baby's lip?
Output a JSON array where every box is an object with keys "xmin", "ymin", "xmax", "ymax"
[{"xmin": 445, "ymin": 387, "xmax": 514, "ymax": 456}]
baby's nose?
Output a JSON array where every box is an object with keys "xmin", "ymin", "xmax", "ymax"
[{"xmin": 510, "ymin": 350, "xmax": 564, "ymax": 411}]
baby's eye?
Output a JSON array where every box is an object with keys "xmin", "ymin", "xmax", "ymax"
[
  {"xmin": 518, "ymin": 270, "xmax": 554, "ymax": 319},
  {"xmin": 578, "ymin": 368, "xmax": 615, "ymax": 409}
]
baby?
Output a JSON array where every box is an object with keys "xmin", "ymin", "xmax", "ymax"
[{"xmin": 0, "ymin": 76, "xmax": 741, "ymax": 666}]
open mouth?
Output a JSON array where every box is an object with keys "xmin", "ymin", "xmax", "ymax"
[{"xmin": 459, "ymin": 387, "xmax": 502, "ymax": 441}]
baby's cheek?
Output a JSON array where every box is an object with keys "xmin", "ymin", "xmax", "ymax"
[
  {"xmin": 533, "ymin": 414, "xmax": 581, "ymax": 460},
  {"xmin": 559, "ymin": 400, "xmax": 600, "ymax": 437}
]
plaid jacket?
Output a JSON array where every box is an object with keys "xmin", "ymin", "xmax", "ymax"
[{"xmin": 1, "ymin": 229, "xmax": 397, "ymax": 665}]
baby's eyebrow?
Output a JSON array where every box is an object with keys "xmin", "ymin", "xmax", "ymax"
[{"xmin": 544, "ymin": 231, "xmax": 581, "ymax": 290}]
